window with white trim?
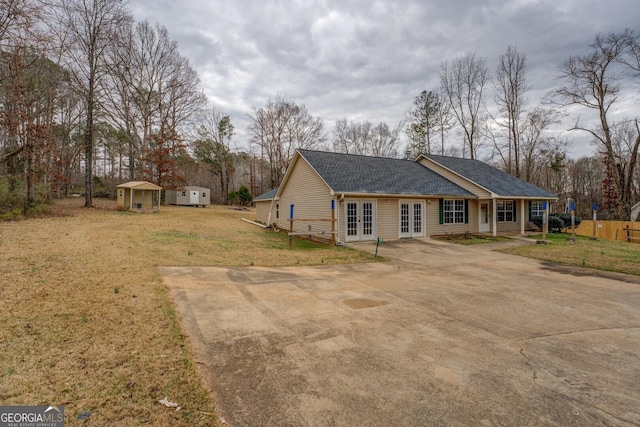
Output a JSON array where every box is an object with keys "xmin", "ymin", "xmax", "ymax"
[
  {"xmin": 497, "ymin": 200, "xmax": 514, "ymax": 222},
  {"xmin": 530, "ymin": 201, "xmax": 544, "ymax": 220},
  {"xmin": 444, "ymin": 199, "xmax": 465, "ymax": 224}
]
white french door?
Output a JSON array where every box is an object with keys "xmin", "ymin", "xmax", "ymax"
[
  {"xmin": 399, "ymin": 201, "xmax": 425, "ymax": 238},
  {"xmin": 345, "ymin": 200, "xmax": 376, "ymax": 242}
]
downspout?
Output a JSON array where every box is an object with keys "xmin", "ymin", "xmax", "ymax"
[
  {"xmin": 266, "ymin": 197, "xmax": 277, "ymax": 228},
  {"xmin": 336, "ymin": 194, "xmax": 344, "ymax": 245}
]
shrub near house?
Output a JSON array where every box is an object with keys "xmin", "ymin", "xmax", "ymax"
[{"xmin": 532, "ymin": 213, "xmax": 582, "ymax": 233}]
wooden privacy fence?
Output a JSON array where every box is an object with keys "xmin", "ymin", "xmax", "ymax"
[{"xmin": 575, "ymin": 220, "xmax": 640, "ymax": 243}]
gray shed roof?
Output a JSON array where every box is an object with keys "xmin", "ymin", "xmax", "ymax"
[
  {"xmin": 298, "ymin": 150, "xmax": 474, "ymax": 197},
  {"xmin": 424, "ymin": 154, "xmax": 557, "ymax": 198},
  {"xmin": 254, "ymin": 188, "xmax": 277, "ymax": 201}
]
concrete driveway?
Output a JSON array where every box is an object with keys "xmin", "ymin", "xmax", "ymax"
[{"xmin": 161, "ymin": 238, "xmax": 640, "ymax": 426}]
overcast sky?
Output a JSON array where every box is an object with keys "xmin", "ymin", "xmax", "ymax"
[{"xmin": 127, "ymin": 0, "xmax": 640, "ymax": 159}]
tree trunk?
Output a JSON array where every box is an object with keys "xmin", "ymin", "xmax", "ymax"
[{"xmin": 84, "ymin": 88, "xmax": 93, "ymax": 207}]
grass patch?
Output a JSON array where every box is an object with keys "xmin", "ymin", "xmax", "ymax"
[
  {"xmin": 0, "ymin": 198, "xmax": 376, "ymax": 426},
  {"xmin": 499, "ymin": 233, "xmax": 640, "ymax": 276},
  {"xmin": 431, "ymin": 232, "xmax": 511, "ymax": 245}
]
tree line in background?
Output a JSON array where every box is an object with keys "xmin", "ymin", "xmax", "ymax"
[{"xmin": 1, "ymin": 0, "xmax": 638, "ymax": 220}]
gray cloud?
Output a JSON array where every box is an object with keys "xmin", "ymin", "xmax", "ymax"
[{"xmin": 128, "ymin": 0, "xmax": 640, "ymax": 157}]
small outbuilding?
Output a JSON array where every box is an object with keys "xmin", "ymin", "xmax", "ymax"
[
  {"xmin": 116, "ymin": 181, "xmax": 162, "ymax": 212},
  {"xmin": 165, "ymin": 186, "xmax": 210, "ymax": 207},
  {"xmin": 254, "ymin": 188, "xmax": 278, "ymax": 226}
]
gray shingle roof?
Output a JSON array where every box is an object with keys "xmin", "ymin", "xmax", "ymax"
[
  {"xmin": 424, "ymin": 154, "xmax": 557, "ymax": 198},
  {"xmin": 254, "ymin": 188, "xmax": 277, "ymax": 201},
  {"xmin": 298, "ymin": 150, "xmax": 474, "ymax": 197}
]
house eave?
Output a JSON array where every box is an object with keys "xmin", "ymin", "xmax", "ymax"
[{"xmin": 335, "ymin": 191, "xmax": 478, "ymax": 199}]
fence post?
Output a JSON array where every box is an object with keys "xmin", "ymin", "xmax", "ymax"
[
  {"xmin": 289, "ymin": 204, "xmax": 294, "ymax": 249},
  {"xmin": 591, "ymin": 202, "xmax": 597, "ymax": 240}
]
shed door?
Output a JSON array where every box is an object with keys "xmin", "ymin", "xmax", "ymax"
[{"xmin": 190, "ymin": 191, "xmax": 199, "ymax": 204}]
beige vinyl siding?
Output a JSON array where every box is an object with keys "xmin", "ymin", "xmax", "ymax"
[
  {"xmin": 375, "ymin": 199, "xmax": 399, "ymax": 241},
  {"xmin": 255, "ymin": 200, "xmax": 273, "ymax": 224},
  {"xmin": 497, "ymin": 221, "xmax": 521, "ymax": 232},
  {"xmin": 419, "ymin": 159, "xmax": 492, "ymax": 198},
  {"xmin": 425, "ymin": 199, "xmax": 480, "ymax": 236},
  {"xmin": 425, "ymin": 199, "xmax": 441, "ymax": 235},
  {"xmin": 468, "ymin": 201, "xmax": 480, "ymax": 233},
  {"xmin": 277, "ymin": 158, "xmax": 334, "ymax": 236}
]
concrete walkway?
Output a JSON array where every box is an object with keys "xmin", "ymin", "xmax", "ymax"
[{"xmin": 161, "ymin": 238, "xmax": 640, "ymax": 427}]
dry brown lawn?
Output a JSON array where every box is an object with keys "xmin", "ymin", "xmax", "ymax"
[{"xmin": 0, "ymin": 198, "xmax": 375, "ymax": 426}]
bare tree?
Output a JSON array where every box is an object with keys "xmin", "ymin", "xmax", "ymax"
[
  {"xmin": 333, "ymin": 118, "xmax": 371, "ymax": 154},
  {"xmin": 0, "ymin": 0, "xmax": 60, "ymax": 211},
  {"xmin": 0, "ymin": 0, "xmax": 40, "ymax": 48},
  {"xmin": 519, "ymin": 107, "xmax": 563, "ymax": 183},
  {"xmin": 493, "ymin": 46, "xmax": 528, "ymax": 177},
  {"xmin": 567, "ymin": 156, "xmax": 605, "ymax": 218},
  {"xmin": 369, "ymin": 122, "xmax": 402, "ymax": 158},
  {"xmin": 192, "ymin": 108, "xmax": 235, "ymax": 203},
  {"xmin": 248, "ymin": 96, "xmax": 325, "ymax": 188},
  {"xmin": 53, "ymin": 0, "xmax": 132, "ymax": 207},
  {"xmin": 440, "ymin": 52, "xmax": 488, "ymax": 159},
  {"xmin": 554, "ymin": 29, "xmax": 640, "ymax": 219},
  {"xmin": 333, "ymin": 118, "xmax": 401, "ymax": 157},
  {"xmin": 102, "ymin": 20, "xmax": 205, "ymax": 182}
]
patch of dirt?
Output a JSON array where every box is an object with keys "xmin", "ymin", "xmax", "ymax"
[{"xmin": 343, "ymin": 298, "xmax": 388, "ymax": 309}]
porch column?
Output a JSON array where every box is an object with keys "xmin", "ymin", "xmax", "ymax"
[
  {"xmin": 492, "ymin": 199, "xmax": 497, "ymax": 237},
  {"xmin": 521, "ymin": 199, "xmax": 526, "ymax": 235}
]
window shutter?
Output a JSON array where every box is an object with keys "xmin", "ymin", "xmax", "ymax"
[
  {"xmin": 528, "ymin": 201, "xmax": 532, "ymax": 221},
  {"xmin": 439, "ymin": 199, "xmax": 444, "ymax": 224},
  {"xmin": 513, "ymin": 200, "xmax": 517, "ymax": 222},
  {"xmin": 464, "ymin": 200, "xmax": 469, "ymax": 224}
]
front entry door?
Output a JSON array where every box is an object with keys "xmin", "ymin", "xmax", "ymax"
[
  {"xmin": 399, "ymin": 201, "xmax": 425, "ymax": 238},
  {"xmin": 479, "ymin": 202, "xmax": 490, "ymax": 232},
  {"xmin": 345, "ymin": 200, "xmax": 376, "ymax": 242}
]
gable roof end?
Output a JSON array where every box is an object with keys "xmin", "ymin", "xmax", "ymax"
[{"xmin": 422, "ymin": 154, "xmax": 557, "ymax": 199}]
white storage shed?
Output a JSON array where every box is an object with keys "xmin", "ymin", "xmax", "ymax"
[{"xmin": 165, "ymin": 186, "xmax": 210, "ymax": 207}]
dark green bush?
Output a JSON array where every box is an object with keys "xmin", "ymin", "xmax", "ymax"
[
  {"xmin": 532, "ymin": 213, "xmax": 580, "ymax": 232},
  {"xmin": 556, "ymin": 212, "xmax": 581, "ymax": 229}
]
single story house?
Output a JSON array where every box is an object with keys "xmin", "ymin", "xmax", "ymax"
[
  {"xmin": 255, "ymin": 149, "xmax": 557, "ymax": 243},
  {"xmin": 165, "ymin": 186, "xmax": 211, "ymax": 207},
  {"xmin": 116, "ymin": 181, "xmax": 162, "ymax": 212}
]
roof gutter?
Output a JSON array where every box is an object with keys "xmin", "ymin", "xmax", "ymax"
[{"xmin": 334, "ymin": 192, "xmax": 478, "ymax": 199}]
